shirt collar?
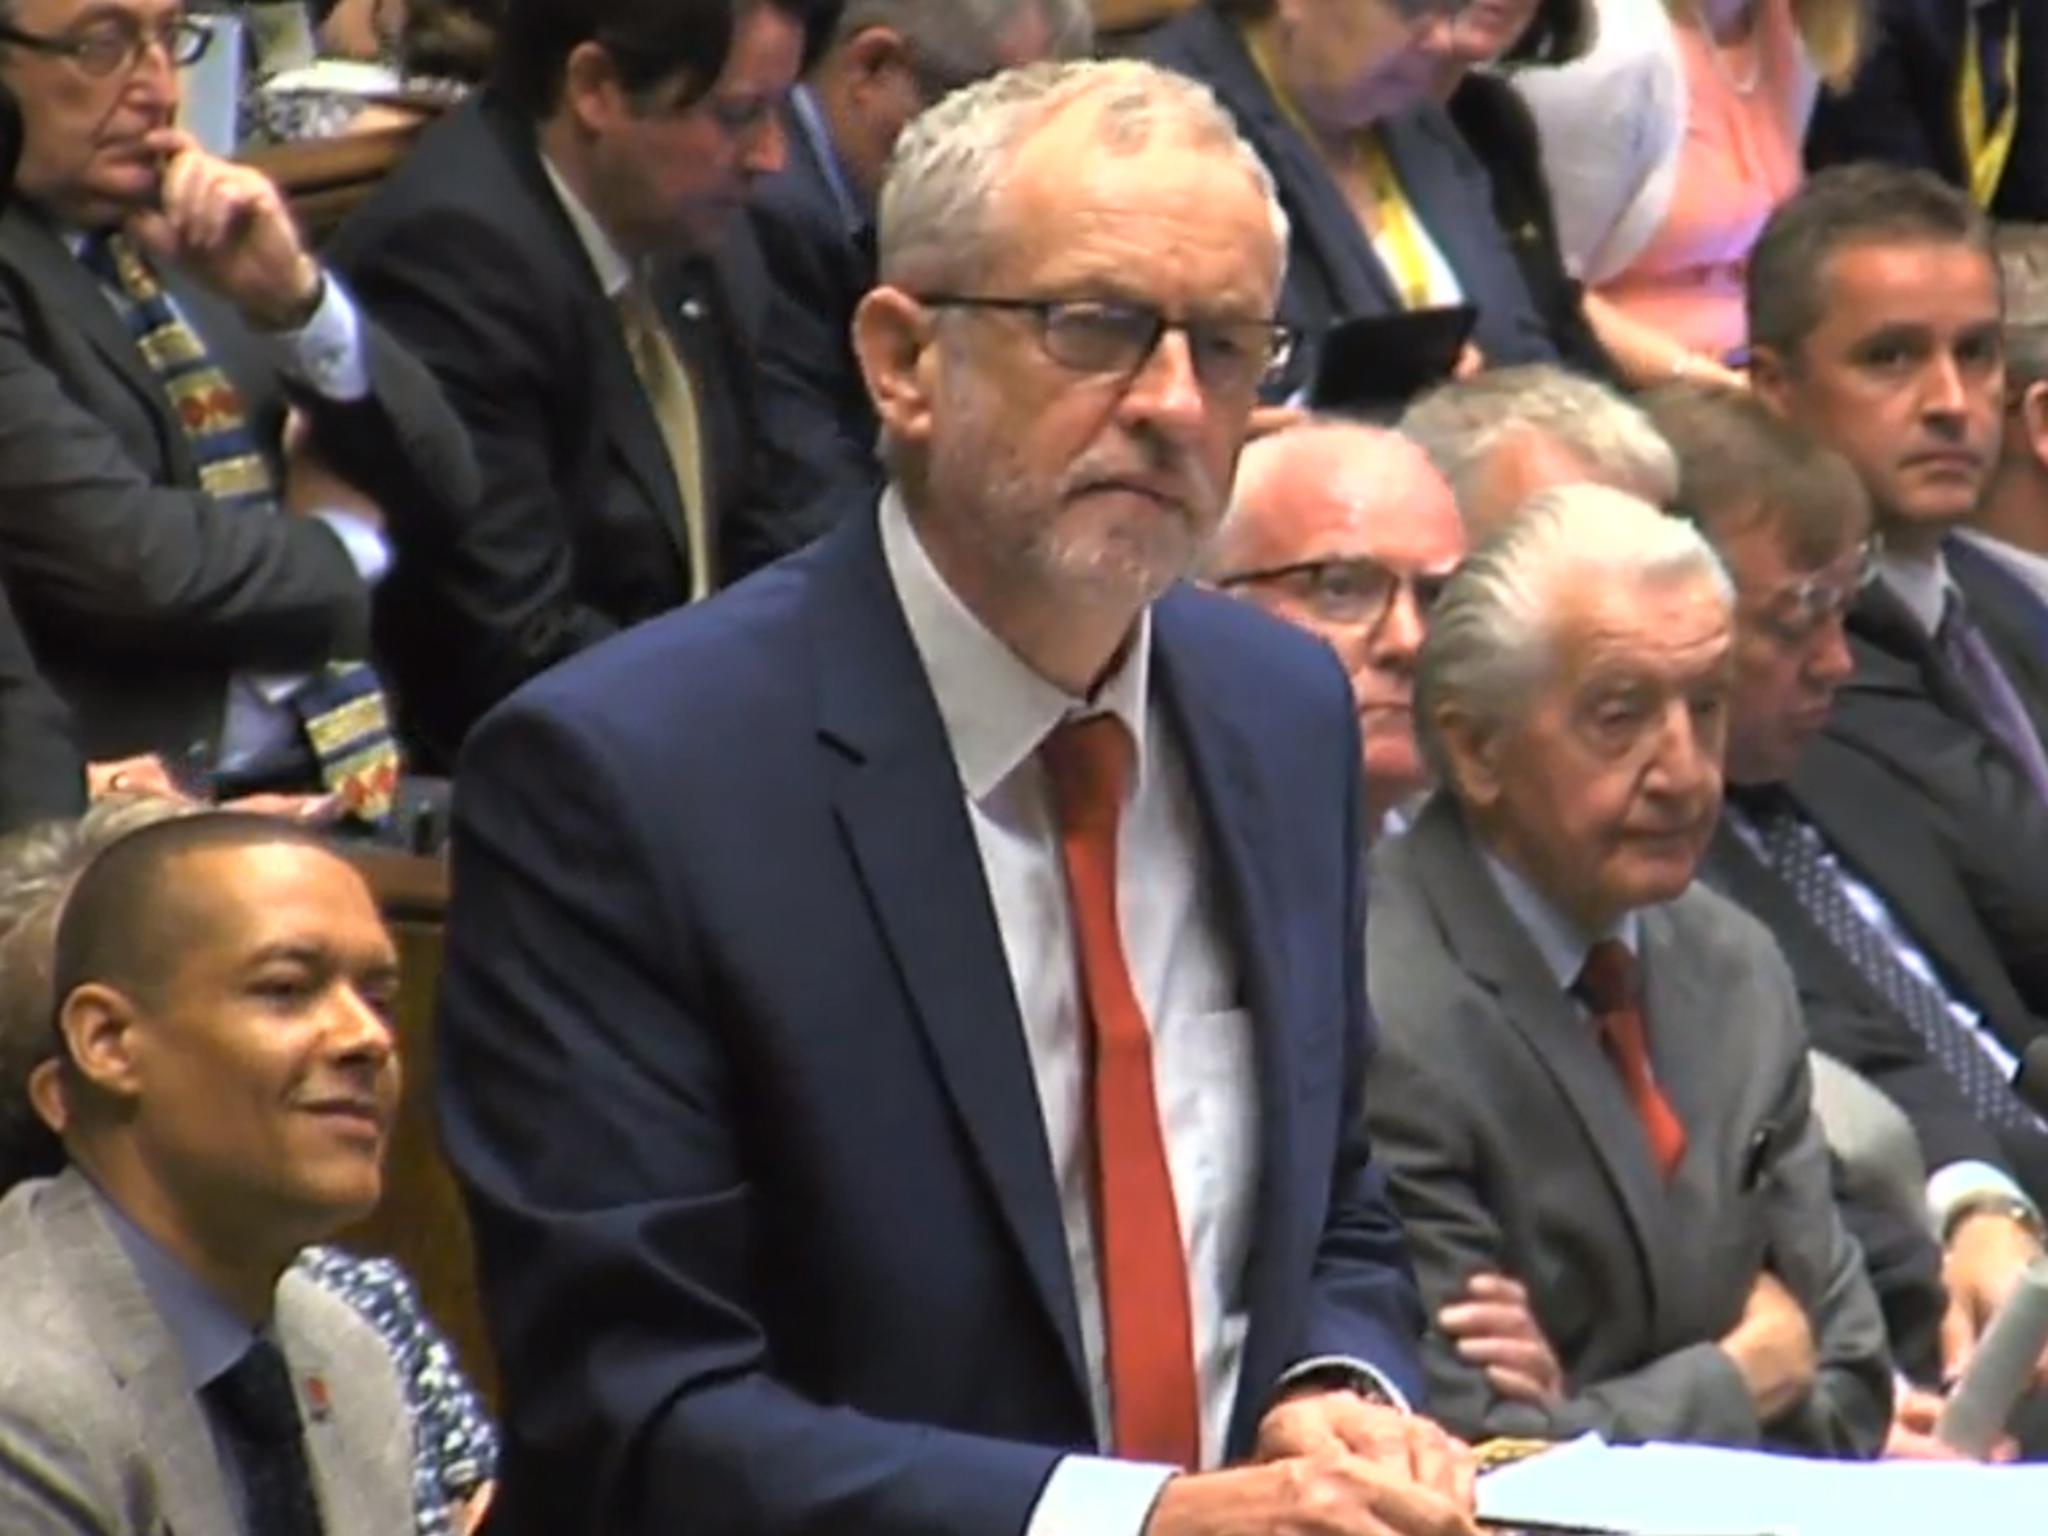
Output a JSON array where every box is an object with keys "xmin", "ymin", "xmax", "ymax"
[
  {"xmin": 540, "ymin": 150, "xmax": 634, "ymax": 301},
  {"xmin": 88, "ymin": 1176, "xmax": 257, "ymax": 1393},
  {"xmin": 1480, "ymin": 846, "xmax": 1640, "ymax": 993},
  {"xmin": 789, "ymin": 83, "xmax": 867, "ymax": 236},
  {"xmin": 1875, "ymin": 543, "xmax": 1955, "ymax": 637},
  {"xmin": 878, "ymin": 487, "xmax": 1152, "ymax": 800}
]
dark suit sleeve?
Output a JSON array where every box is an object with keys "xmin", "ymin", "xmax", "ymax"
[
  {"xmin": 438, "ymin": 706, "xmax": 1062, "ymax": 1536},
  {"xmin": 0, "ymin": 284, "xmax": 369, "ymax": 667},
  {"xmin": 0, "ymin": 580, "xmax": 82, "ymax": 833}
]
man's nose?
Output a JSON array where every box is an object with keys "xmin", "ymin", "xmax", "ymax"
[{"xmin": 1118, "ymin": 325, "xmax": 1208, "ymax": 442}]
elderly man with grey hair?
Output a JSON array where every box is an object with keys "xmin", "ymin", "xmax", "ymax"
[
  {"xmin": 1364, "ymin": 484, "xmax": 1894, "ymax": 1454},
  {"xmin": 1957, "ymin": 227, "xmax": 2048, "ymax": 606},
  {"xmin": 437, "ymin": 57, "xmax": 1480, "ymax": 1536},
  {"xmin": 1208, "ymin": 419, "xmax": 1465, "ymax": 835},
  {"xmin": 747, "ymin": 0, "xmax": 1095, "ymax": 546},
  {"xmin": 1400, "ymin": 364, "xmax": 1679, "ymax": 538}
]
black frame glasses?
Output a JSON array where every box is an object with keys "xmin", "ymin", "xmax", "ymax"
[
  {"xmin": 0, "ymin": 13, "xmax": 211, "ymax": 78},
  {"xmin": 1215, "ymin": 556, "xmax": 1456, "ymax": 632},
  {"xmin": 917, "ymin": 294, "xmax": 1298, "ymax": 398}
]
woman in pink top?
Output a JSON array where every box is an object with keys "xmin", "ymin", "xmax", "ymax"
[{"xmin": 1516, "ymin": 0, "xmax": 1867, "ymax": 386}]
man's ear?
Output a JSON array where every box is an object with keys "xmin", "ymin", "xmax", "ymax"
[
  {"xmin": 1748, "ymin": 343, "xmax": 1794, "ymax": 417},
  {"xmin": 1434, "ymin": 706, "xmax": 1506, "ymax": 813},
  {"xmin": 56, "ymin": 983, "xmax": 146, "ymax": 1105},
  {"xmin": 854, "ymin": 284, "xmax": 939, "ymax": 450},
  {"xmin": 841, "ymin": 25, "xmax": 914, "ymax": 93},
  {"xmin": 561, "ymin": 40, "xmax": 629, "ymax": 136},
  {"xmin": 2020, "ymin": 380, "xmax": 2048, "ymax": 473}
]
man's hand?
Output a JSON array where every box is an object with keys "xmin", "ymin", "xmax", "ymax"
[
  {"xmin": 1255, "ymin": 1391, "xmax": 1475, "ymax": 1510},
  {"xmin": 1144, "ymin": 1451, "xmax": 1480, "ymax": 1536},
  {"xmin": 1718, "ymin": 1270, "xmax": 1817, "ymax": 1423},
  {"xmin": 127, "ymin": 129, "xmax": 322, "ymax": 330},
  {"xmin": 1940, "ymin": 1211, "xmax": 2047, "ymax": 1387},
  {"xmin": 1438, "ymin": 1272, "xmax": 1565, "ymax": 1409},
  {"xmin": 1884, "ymin": 1382, "xmax": 2019, "ymax": 1462}
]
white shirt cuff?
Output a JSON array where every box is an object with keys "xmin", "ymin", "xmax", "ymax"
[
  {"xmin": 1274, "ymin": 1354, "xmax": 1413, "ymax": 1414},
  {"xmin": 1929, "ymin": 1160, "xmax": 2036, "ymax": 1238},
  {"xmin": 1023, "ymin": 1455, "xmax": 1175, "ymax": 1536},
  {"xmin": 278, "ymin": 270, "xmax": 369, "ymax": 401},
  {"xmin": 313, "ymin": 510, "xmax": 391, "ymax": 585}
]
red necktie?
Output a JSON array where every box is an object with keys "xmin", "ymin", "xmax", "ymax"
[
  {"xmin": 1575, "ymin": 939, "xmax": 1688, "ymax": 1179},
  {"xmin": 1042, "ymin": 715, "xmax": 1201, "ymax": 1467}
]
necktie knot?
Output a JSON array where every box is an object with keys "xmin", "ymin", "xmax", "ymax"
[
  {"xmin": 1042, "ymin": 714, "xmax": 1132, "ymax": 836},
  {"xmin": 206, "ymin": 1338, "xmax": 305, "ymax": 1448},
  {"xmin": 1574, "ymin": 938, "xmax": 1639, "ymax": 1016}
]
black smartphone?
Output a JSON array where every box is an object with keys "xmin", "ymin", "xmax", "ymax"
[{"xmin": 1309, "ymin": 303, "xmax": 1479, "ymax": 414}]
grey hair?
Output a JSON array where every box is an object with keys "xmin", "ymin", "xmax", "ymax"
[
  {"xmin": 833, "ymin": 0, "xmax": 1093, "ymax": 75},
  {"xmin": 1400, "ymin": 364, "xmax": 1679, "ymax": 520},
  {"xmin": 1210, "ymin": 416, "xmax": 1425, "ymax": 571},
  {"xmin": 877, "ymin": 58, "xmax": 1290, "ymax": 292},
  {"xmin": 2000, "ymin": 226, "xmax": 2048, "ymax": 391},
  {"xmin": 1414, "ymin": 484, "xmax": 1731, "ymax": 787}
]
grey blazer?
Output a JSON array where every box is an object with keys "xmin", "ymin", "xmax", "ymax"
[
  {"xmin": 1364, "ymin": 797, "xmax": 1892, "ymax": 1454},
  {"xmin": 0, "ymin": 1170, "xmax": 415, "ymax": 1536}
]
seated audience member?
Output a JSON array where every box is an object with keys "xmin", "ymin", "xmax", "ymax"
[
  {"xmin": 0, "ymin": 0, "xmax": 476, "ymax": 822},
  {"xmin": 1649, "ymin": 382, "xmax": 2048, "ymax": 1452},
  {"xmin": 1750, "ymin": 166, "xmax": 2048, "ymax": 857},
  {"xmin": 0, "ymin": 814, "xmax": 416, "ymax": 1533},
  {"xmin": 1400, "ymin": 362, "xmax": 1679, "ymax": 535},
  {"xmin": 747, "ymin": 0, "xmax": 1091, "ymax": 551},
  {"xmin": 1429, "ymin": 0, "xmax": 1618, "ymax": 381},
  {"xmin": 438, "ymin": 59, "xmax": 1481, "ymax": 1536},
  {"xmin": 1207, "ymin": 419, "xmax": 1465, "ymax": 836},
  {"xmin": 1140, "ymin": 0, "xmax": 1560, "ymax": 398},
  {"xmin": 1515, "ymin": 0, "xmax": 1865, "ymax": 387},
  {"xmin": 0, "ymin": 576, "xmax": 81, "ymax": 834},
  {"xmin": 0, "ymin": 799, "xmax": 499, "ymax": 1536},
  {"xmin": 331, "ymin": 0, "xmax": 821, "ymax": 768},
  {"xmin": 1367, "ymin": 485, "xmax": 1893, "ymax": 1452},
  {"xmin": 1960, "ymin": 227, "xmax": 2048, "ymax": 601},
  {"xmin": 1806, "ymin": 0, "xmax": 2048, "ymax": 223}
]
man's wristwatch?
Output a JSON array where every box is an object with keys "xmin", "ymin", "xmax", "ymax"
[{"xmin": 1943, "ymin": 1191, "xmax": 2048, "ymax": 1248}]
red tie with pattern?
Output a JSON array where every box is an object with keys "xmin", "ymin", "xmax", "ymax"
[
  {"xmin": 1041, "ymin": 714, "xmax": 1202, "ymax": 1467},
  {"xmin": 1575, "ymin": 939, "xmax": 1688, "ymax": 1178}
]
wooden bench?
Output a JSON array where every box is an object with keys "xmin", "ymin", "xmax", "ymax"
[{"xmin": 242, "ymin": 117, "xmax": 427, "ymax": 246}]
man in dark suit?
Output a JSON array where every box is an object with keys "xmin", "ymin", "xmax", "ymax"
[
  {"xmin": 1806, "ymin": 0, "xmax": 2048, "ymax": 224},
  {"xmin": 744, "ymin": 0, "xmax": 1090, "ymax": 554},
  {"xmin": 1368, "ymin": 484, "xmax": 1893, "ymax": 1453},
  {"xmin": 1751, "ymin": 167, "xmax": 2048, "ymax": 896},
  {"xmin": 331, "ymin": 0, "xmax": 824, "ymax": 768},
  {"xmin": 0, "ymin": 0, "xmax": 474, "ymax": 816},
  {"xmin": 1139, "ymin": 0, "xmax": 1559, "ymax": 401},
  {"xmin": 439, "ymin": 58, "xmax": 1479, "ymax": 1536},
  {"xmin": 1648, "ymin": 383, "xmax": 2048, "ymax": 1450},
  {"xmin": 0, "ymin": 575, "xmax": 80, "ymax": 833}
]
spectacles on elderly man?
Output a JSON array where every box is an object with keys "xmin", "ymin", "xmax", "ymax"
[
  {"xmin": 1216, "ymin": 556, "xmax": 1455, "ymax": 633},
  {"xmin": 916, "ymin": 294, "xmax": 1298, "ymax": 398},
  {"xmin": 0, "ymin": 13, "xmax": 211, "ymax": 77},
  {"xmin": 1748, "ymin": 540, "xmax": 1877, "ymax": 649}
]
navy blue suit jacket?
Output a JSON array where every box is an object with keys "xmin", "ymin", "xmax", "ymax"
[
  {"xmin": 1140, "ymin": 5, "xmax": 1558, "ymax": 399},
  {"xmin": 437, "ymin": 505, "xmax": 1425, "ymax": 1536}
]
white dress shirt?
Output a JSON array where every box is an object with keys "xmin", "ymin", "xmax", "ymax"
[{"xmin": 882, "ymin": 490, "xmax": 1257, "ymax": 1532}]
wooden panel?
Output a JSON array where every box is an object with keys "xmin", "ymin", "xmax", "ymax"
[
  {"xmin": 242, "ymin": 118, "xmax": 425, "ymax": 246},
  {"xmin": 1095, "ymin": 0, "xmax": 1196, "ymax": 33}
]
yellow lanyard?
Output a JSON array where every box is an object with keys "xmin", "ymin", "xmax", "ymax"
[
  {"xmin": 1244, "ymin": 24, "xmax": 1435, "ymax": 309},
  {"xmin": 1960, "ymin": 8, "xmax": 2022, "ymax": 209}
]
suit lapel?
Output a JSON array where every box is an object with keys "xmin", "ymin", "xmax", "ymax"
[
  {"xmin": 37, "ymin": 1171, "xmax": 238, "ymax": 1536},
  {"xmin": 1949, "ymin": 534, "xmax": 2048, "ymax": 741},
  {"xmin": 809, "ymin": 514, "xmax": 1089, "ymax": 1402},
  {"xmin": 1702, "ymin": 814, "xmax": 1886, "ymax": 1019},
  {"xmin": 1151, "ymin": 601, "xmax": 1297, "ymax": 1450},
  {"xmin": 0, "ymin": 207, "xmax": 196, "ymax": 484},
  {"xmin": 1410, "ymin": 800, "xmax": 1666, "ymax": 1307}
]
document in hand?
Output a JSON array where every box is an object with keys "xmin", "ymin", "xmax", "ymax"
[{"xmin": 1477, "ymin": 1434, "xmax": 2048, "ymax": 1535}]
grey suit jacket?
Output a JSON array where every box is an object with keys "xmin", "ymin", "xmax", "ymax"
[
  {"xmin": 1364, "ymin": 797, "xmax": 1892, "ymax": 1454},
  {"xmin": 0, "ymin": 1170, "xmax": 414, "ymax": 1536},
  {"xmin": 0, "ymin": 200, "xmax": 478, "ymax": 763}
]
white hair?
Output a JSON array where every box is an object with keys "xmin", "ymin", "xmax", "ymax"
[
  {"xmin": 1414, "ymin": 484, "xmax": 1732, "ymax": 784},
  {"xmin": 1210, "ymin": 417, "xmax": 1432, "ymax": 573},
  {"xmin": 876, "ymin": 58, "xmax": 1290, "ymax": 291},
  {"xmin": 1400, "ymin": 364, "xmax": 1679, "ymax": 519},
  {"xmin": 832, "ymin": 0, "xmax": 1094, "ymax": 74}
]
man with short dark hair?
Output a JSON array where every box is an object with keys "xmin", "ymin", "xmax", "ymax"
[
  {"xmin": 332, "ymin": 0, "xmax": 828, "ymax": 767},
  {"xmin": 744, "ymin": 0, "xmax": 1091, "ymax": 549},
  {"xmin": 0, "ymin": 814, "xmax": 412, "ymax": 1535}
]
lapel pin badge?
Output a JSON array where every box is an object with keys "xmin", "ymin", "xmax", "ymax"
[{"xmin": 303, "ymin": 1372, "xmax": 332, "ymax": 1423}]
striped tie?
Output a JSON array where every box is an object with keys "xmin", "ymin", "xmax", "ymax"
[{"xmin": 82, "ymin": 232, "xmax": 400, "ymax": 821}]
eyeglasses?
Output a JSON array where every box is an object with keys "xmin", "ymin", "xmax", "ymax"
[
  {"xmin": 0, "ymin": 13, "xmax": 211, "ymax": 78},
  {"xmin": 1216, "ymin": 556, "xmax": 1455, "ymax": 631},
  {"xmin": 1749, "ymin": 541, "xmax": 1877, "ymax": 648},
  {"xmin": 916, "ymin": 294, "xmax": 1298, "ymax": 398}
]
